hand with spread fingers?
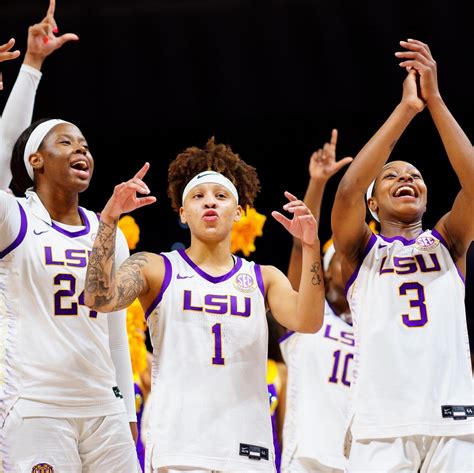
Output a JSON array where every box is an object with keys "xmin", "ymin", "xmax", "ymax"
[
  {"xmin": 395, "ymin": 39, "xmax": 440, "ymax": 106},
  {"xmin": 309, "ymin": 129, "xmax": 353, "ymax": 183},
  {"xmin": 272, "ymin": 191, "xmax": 319, "ymax": 246},
  {"xmin": 101, "ymin": 163, "xmax": 157, "ymax": 224},
  {"xmin": 0, "ymin": 39, "xmax": 21, "ymax": 90},
  {"xmin": 24, "ymin": 0, "xmax": 79, "ymax": 70}
]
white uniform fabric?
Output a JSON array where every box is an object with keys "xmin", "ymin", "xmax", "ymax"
[
  {"xmin": 3, "ymin": 404, "xmax": 139, "ymax": 473},
  {"xmin": 0, "ymin": 190, "xmax": 137, "ymax": 471},
  {"xmin": 145, "ymin": 249, "xmax": 275, "ymax": 472},
  {"xmin": 0, "ymin": 64, "xmax": 42, "ymax": 190},
  {"xmin": 345, "ymin": 230, "xmax": 473, "ymax": 441},
  {"xmin": 279, "ymin": 303, "xmax": 354, "ymax": 472}
]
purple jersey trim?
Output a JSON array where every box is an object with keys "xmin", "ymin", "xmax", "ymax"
[
  {"xmin": 278, "ymin": 330, "xmax": 295, "ymax": 343},
  {"xmin": 378, "ymin": 233, "xmax": 421, "ymax": 245},
  {"xmin": 177, "ymin": 248, "xmax": 243, "ymax": 283},
  {"xmin": 51, "ymin": 207, "xmax": 91, "ymax": 238},
  {"xmin": 0, "ymin": 202, "xmax": 28, "ymax": 259},
  {"xmin": 254, "ymin": 263, "xmax": 265, "ymax": 297},
  {"xmin": 145, "ymin": 254, "xmax": 172, "ymax": 320},
  {"xmin": 431, "ymin": 228, "xmax": 466, "ymax": 284},
  {"xmin": 344, "ymin": 232, "xmax": 378, "ymax": 297}
]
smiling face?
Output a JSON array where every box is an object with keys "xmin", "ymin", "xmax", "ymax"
[
  {"xmin": 368, "ymin": 161, "xmax": 428, "ymax": 224},
  {"xmin": 179, "ymin": 182, "xmax": 242, "ymax": 242},
  {"xmin": 31, "ymin": 123, "xmax": 94, "ymax": 193}
]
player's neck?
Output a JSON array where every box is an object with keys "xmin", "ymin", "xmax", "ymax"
[
  {"xmin": 379, "ymin": 219, "xmax": 423, "ymax": 241},
  {"xmin": 35, "ymin": 187, "xmax": 82, "ymax": 225},
  {"xmin": 186, "ymin": 238, "xmax": 236, "ymax": 275}
]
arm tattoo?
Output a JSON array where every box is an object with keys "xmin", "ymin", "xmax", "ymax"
[
  {"xmin": 310, "ymin": 261, "xmax": 322, "ymax": 286},
  {"xmin": 115, "ymin": 253, "xmax": 149, "ymax": 310}
]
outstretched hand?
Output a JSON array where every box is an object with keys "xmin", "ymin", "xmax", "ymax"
[
  {"xmin": 396, "ymin": 39, "xmax": 439, "ymax": 106},
  {"xmin": 25, "ymin": 0, "xmax": 79, "ymax": 69},
  {"xmin": 309, "ymin": 129, "xmax": 353, "ymax": 182},
  {"xmin": 0, "ymin": 39, "xmax": 21, "ymax": 90},
  {"xmin": 272, "ymin": 191, "xmax": 319, "ymax": 246},
  {"xmin": 101, "ymin": 163, "xmax": 157, "ymax": 223}
]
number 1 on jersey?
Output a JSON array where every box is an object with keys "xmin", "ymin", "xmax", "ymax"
[{"xmin": 211, "ymin": 323, "xmax": 225, "ymax": 365}]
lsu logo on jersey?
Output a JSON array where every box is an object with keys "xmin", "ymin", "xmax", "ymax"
[
  {"xmin": 415, "ymin": 234, "xmax": 440, "ymax": 251},
  {"xmin": 31, "ymin": 464, "xmax": 54, "ymax": 473},
  {"xmin": 232, "ymin": 273, "xmax": 256, "ymax": 293}
]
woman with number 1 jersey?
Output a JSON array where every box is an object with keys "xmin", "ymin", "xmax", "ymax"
[{"xmin": 84, "ymin": 138, "xmax": 325, "ymax": 473}]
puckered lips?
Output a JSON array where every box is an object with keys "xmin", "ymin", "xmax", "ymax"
[
  {"xmin": 70, "ymin": 156, "xmax": 91, "ymax": 179},
  {"xmin": 392, "ymin": 183, "xmax": 419, "ymax": 201},
  {"xmin": 202, "ymin": 209, "xmax": 218, "ymax": 222}
]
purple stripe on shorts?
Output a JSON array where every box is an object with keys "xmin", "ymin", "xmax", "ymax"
[
  {"xmin": 51, "ymin": 207, "xmax": 90, "ymax": 237},
  {"xmin": 178, "ymin": 248, "xmax": 242, "ymax": 283},
  {"xmin": 254, "ymin": 263, "xmax": 265, "ymax": 297},
  {"xmin": 0, "ymin": 202, "xmax": 28, "ymax": 259},
  {"xmin": 145, "ymin": 254, "xmax": 173, "ymax": 320},
  {"xmin": 344, "ymin": 232, "xmax": 377, "ymax": 296},
  {"xmin": 431, "ymin": 228, "xmax": 465, "ymax": 284}
]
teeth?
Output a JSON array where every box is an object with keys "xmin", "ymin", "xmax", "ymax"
[
  {"xmin": 72, "ymin": 160, "xmax": 88, "ymax": 170},
  {"xmin": 395, "ymin": 186, "xmax": 415, "ymax": 197}
]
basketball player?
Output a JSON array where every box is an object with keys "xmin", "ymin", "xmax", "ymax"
[
  {"xmin": 0, "ymin": 118, "xmax": 140, "ymax": 472},
  {"xmin": 281, "ymin": 130, "xmax": 354, "ymax": 473},
  {"xmin": 84, "ymin": 138, "xmax": 326, "ymax": 473},
  {"xmin": 331, "ymin": 39, "xmax": 473, "ymax": 472}
]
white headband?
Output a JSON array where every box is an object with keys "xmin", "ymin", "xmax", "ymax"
[
  {"xmin": 366, "ymin": 179, "xmax": 380, "ymax": 222},
  {"xmin": 182, "ymin": 171, "xmax": 239, "ymax": 204},
  {"xmin": 323, "ymin": 243, "xmax": 336, "ymax": 272},
  {"xmin": 23, "ymin": 119, "xmax": 70, "ymax": 180}
]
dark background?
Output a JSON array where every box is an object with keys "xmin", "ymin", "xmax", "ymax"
[{"xmin": 1, "ymin": 0, "xmax": 473, "ymax": 346}]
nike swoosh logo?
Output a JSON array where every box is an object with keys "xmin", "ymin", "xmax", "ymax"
[
  {"xmin": 197, "ymin": 172, "xmax": 214, "ymax": 179},
  {"xmin": 177, "ymin": 274, "xmax": 194, "ymax": 279},
  {"xmin": 378, "ymin": 243, "xmax": 387, "ymax": 249},
  {"xmin": 33, "ymin": 229, "xmax": 49, "ymax": 236}
]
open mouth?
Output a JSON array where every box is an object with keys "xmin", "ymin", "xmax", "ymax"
[
  {"xmin": 393, "ymin": 185, "xmax": 418, "ymax": 198},
  {"xmin": 70, "ymin": 159, "xmax": 90, "ymax": 176}
]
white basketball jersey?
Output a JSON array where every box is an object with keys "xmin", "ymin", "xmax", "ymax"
[
  {"xmin": 346, "ymin": 230, "xmax": 473, "ymax": 440},
  {"xmin": 0, "ymin": 191, "xmax": 128, "ymax": 422},
  {"xmin": 145, "ymin": 249, "xmax": 275, "ymax": 472},
  {"xmin": 279, "ymin": 303, "xmax": 354, "ymax": 471}
]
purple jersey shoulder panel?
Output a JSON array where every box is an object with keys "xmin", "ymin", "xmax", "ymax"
[
  {"xmin": 344, "ymin": 232, "xmax": 378, "ymax": 296},
  {"xmin": 0, "ymin": 202, "xmax": 28, "ymax": 259},
  {"xmin": 145, "ymin": 253, "xmax": 173, "ymax": 320}
]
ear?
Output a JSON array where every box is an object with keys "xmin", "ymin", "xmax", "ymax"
[
  {"xmin": 234, "ymin": 205, "xmax": 243, "ymax": 222},
  {"xmin": 29, "ymin": 152, "xmax": 44, "ymax": 171},
  {"xmin": 368, "ymin": 197, "xmax": 378, "ymax": 214},
  {"xmin": 179, "ymin": 207, "xmax": 187, "ymax": 225}
]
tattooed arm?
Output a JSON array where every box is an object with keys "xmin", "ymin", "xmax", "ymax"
[
  {"xmin": 266, "ymin": 191, "xmax": 324, "ymax": 333},
  {"xmin": 84, "ymin": 163, "xmax": 157, "ymax": 312}
]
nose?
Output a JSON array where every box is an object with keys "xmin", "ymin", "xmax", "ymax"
[
  {"xmin": 74, "ymin": 144, "xmax": 88, "ymax": 156},
  {"xmin": 398, "ymin": 172, "xmax": 414, "ymax": 182},
  {"xmin": 203, "ymin": 194, "xmax": 217, "ymax": 208}
]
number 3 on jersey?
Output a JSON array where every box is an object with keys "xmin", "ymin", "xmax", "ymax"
[{"xmin": 399, "ymin": 282, "xmax": 428, "ymax": 327}]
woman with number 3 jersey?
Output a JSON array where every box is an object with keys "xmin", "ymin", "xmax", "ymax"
[{"xmin": 331, "ymin": 39, "xmax": 473, "ymax": 472}]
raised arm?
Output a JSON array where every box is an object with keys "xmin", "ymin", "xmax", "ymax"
[
  {"xmin": 265, "ymin": 191, "xmax": 325, "ymax": 333},
  {"xmin": 331, "ymin": 66, "xmax": 424, "ymax": 270},
  {"xmin": 287, "ymin": 129, "xmax": 352, "ymax": 289},
  {"xmin": 84, "ymin": 163, "xmax": 158, "ymax": 313},
  {"xmin": 0, "ymin": 0, "xmax": 79, "ymax": 189},
  {"xmin": 396, "ymin": 39, "xmax": 474, "ymax": 263}
]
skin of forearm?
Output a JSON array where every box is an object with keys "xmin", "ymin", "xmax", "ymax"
[
  {"xmin": 428, "ymin": 97, "xmax": 474, "ymax": 194},
  {"xmin": 85, "ymin": 219, "xmax": 118, "ymax": 311},
  {"xmin": 339, "ymin": 103, "xmax": 417, "ymax": 196},
  {"xmin": 23, "ymin": 52, "xmax": 45, "ymax": 71},
  {"xmin": 296, "ymin": 241, "xmax": 324, "ymax": 333}
]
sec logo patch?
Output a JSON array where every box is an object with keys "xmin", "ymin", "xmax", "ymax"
[{"xmin": 32, "ymin": 464, "xmax": 54, "ymax": 473}]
